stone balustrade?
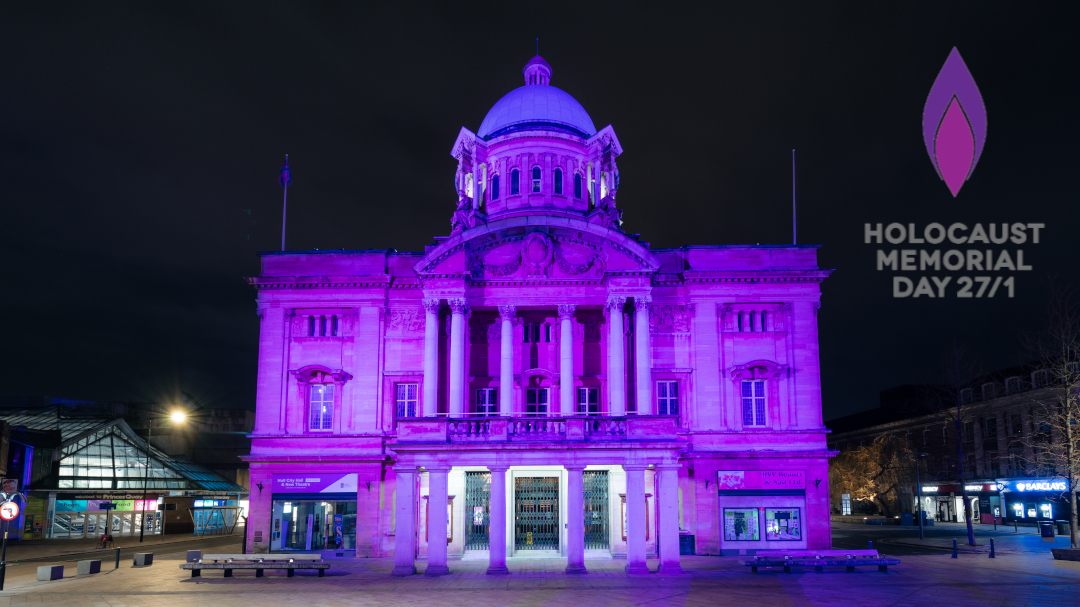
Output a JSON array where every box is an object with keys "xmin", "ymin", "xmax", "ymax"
[{"xmin": 396, "ymin": 415, "xmax": 678, "ymax": 444}]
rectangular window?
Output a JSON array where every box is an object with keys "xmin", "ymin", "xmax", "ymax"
[
  {"xmin": 309, "ymin": 384, "xmax": 334, "ymax": 430},
  {"xmin": 395, "ymin": 383, "xmax": 418, "ymax": 418},
  {"xmin": 526, "ymin": 388, "xmax": 549, "ymax": 417},
  {"xmin": 523, "ymin": 323, "xmax": 542, "ymax": 343},
  {"xmin": 532, "ymin": 167, "xmax": 542, "ymax": 193},
  {"xmin": 510, "ymin": 170, "xmax": 519, "ymax": 195},
  {"xmin": 577, "ymin": 387, "xmax": 599, "ymax": 415},
  {"xmin": 741, "ymin": 380, "xmax": 766, "ymax": 426},
  {"xmin": 544, "ymin": 324, "xmax": 551, "ymax": 342},
  {"xmin": 320, "ymin": 316, "xmax": 327, "ymax": 337},
  {"xmin": 574, "ymin": 174, "xmax": 582, "ymax": 199},
  {"xmin": 723, "ymin": 508, "xmax": 760, "ymax": 541},
  {"xmin": 474, "ymin": 388, "xmax": 498, "ymax": 416},
  {"xmin": 657, "ymin": 381, "xmax": 679, "ymax": 416},
  {"xmin": 491, "ymin": 175, "xmax": 500, "ymax": 200},
  {"xmin": 309, "ymin": 316, "xmax": 316, "ymax": 337},
  {"xmin": 737, "ymin": 311, "xmax": 744, "ymax": 332},
  {"xmin": 332, "ymin": 316, "xmax": 339, "ymax": 337},
  {"xmin": 923, "ymin": 429, "xmax": 931, "ymax": 446},
  {"xmin": 764, "ymin": 508, "xmax": 801, "ymax": 541},
  {"xmin": 554, "ymin": 168, "xmax": 563, "ymax": 194}
]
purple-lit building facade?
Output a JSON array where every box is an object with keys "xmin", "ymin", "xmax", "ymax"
[{"xmin": 243, "ymin": 57, "xmax": 835, "ymax": 574}]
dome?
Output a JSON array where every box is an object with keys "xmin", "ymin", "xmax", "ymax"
[{"xmin": 476, "ymin": 57, "xmax": 597, "ymax": 140}]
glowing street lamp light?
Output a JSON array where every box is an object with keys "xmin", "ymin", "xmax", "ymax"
[{"xmin": 170, "ymin": 411, "xmax": 187, "ymax": 424}]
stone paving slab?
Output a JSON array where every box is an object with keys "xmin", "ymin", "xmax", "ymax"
[{"xmin": 1, "ymin": 550, "xmax": 1078, "ymax": 606}]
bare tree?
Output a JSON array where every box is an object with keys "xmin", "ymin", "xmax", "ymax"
[
  {"xmin": 1021, "ymin": 284, "xmax": 1080, "ymax": 548},
  {"xmin": 829, "ymin": 434, "xmax": 912, "ymax": 517}
]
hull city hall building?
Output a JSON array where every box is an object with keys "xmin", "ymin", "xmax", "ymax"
[{"xmin": 243, "ymin": 56, "xmax": 835, "ymax": 575}]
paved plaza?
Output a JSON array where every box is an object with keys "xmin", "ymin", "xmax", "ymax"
[{"xmin": 1, "ymin": 532, "xmax": 1078, "ymax": 607}]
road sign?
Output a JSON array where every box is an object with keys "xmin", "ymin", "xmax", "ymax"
[{"xmin": 0, "ymin": 502, "xmax": 19, "ymax": 522}]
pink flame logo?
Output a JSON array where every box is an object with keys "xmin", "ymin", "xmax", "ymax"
[{"xmin": 923, "ymin": 48, "xmax": 987, "ymax": 197}]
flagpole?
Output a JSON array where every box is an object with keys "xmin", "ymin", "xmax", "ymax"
[
  {"xmin": 791, "ymin": 149, "xmax": 797, "ymax": 245},
  {"xmin": 280, "ymin": 154, "xmax": 289, "ymax": 251}
]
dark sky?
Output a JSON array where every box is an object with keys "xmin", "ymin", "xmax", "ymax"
[{"xmin": 3, "ymin": 2, "xmax": 1077, "ymax": 418}]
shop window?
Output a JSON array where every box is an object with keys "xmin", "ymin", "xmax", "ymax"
[
  {"xmin": 308, "ymin": 384, "xmax": 334, "ymax": 431},
  {"xmin": 272, "ymin": 499, "xmax": 357, "ymax": 551},
  {"xmin": 526, "ymin": 388, "xmax": 549, "ymax": 416},
  {"xmin": 532, "ymin": 167, "xmax": 542, "ymax": 193},
  {"xmin": 553, "ymin": 168, "xmax": 563, "ymax": 194},
  {"xmin": 395, "ymin": 383, "xmax": 418, "ymax": 418},
  {"xmin": 765, "ymin": 508, "xmax": 801, "ymax": 541},
  {"xmin": 474, "ymin": 388, "xmax": 498, "ymax": 416},
  {"xmin": 657, "ymin": 381, "xmax": 679, "ymax": 416},
  {"xmin": 741, "ymin": 380, "xmax": 766, "ymax": 427},
  {"xmin": 491, "ymin": 175, "xmax": 499, "ymax": 200},
  {"xmin": 723, "ymin": 508, "xmax": 760, "ymax": 541},
  {"xmin": 577, "ymin": 387, "xmax": 599, "ymax": 415},
  {"xmin": 510, "ymin": 169, "xmax": 520, "ymax": 195}
]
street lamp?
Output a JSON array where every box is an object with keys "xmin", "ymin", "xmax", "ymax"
[
  {"xmin": 139, "ymin": 409, "xmax": 188, "ymax": 542},
  {"xmin": 913, "ymin": 452, "xmax": 929, "ymax": 540}
]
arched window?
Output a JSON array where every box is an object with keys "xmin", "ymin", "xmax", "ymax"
[
  {"xmin": 737, "ymin": 311, "xmax": 744, "ymax": 332},
  {"xmin": 309, "ymin": 383, "xmax": 334, "ymax": 430},
  {"xmin": 320, "ymin": 316, "xmax": 327, "ymax": 336},
  {"xmin": 491, "ymin": 175, "xmax": 499, "ymax": 200},
  {"xmin": 510, "ymin": 169, "xmax": 520, "ymax": 195},
  {"xmin": 760, "ymin": 311, "xmax": 767, "ymax": 331},
  {"xmin": 532, "ymin": 167, "xmax": 542, "ymax": 193},
  {"xmin": 308, "ymin": 316, "xmax": 316, "ymax": 337},
  {"xmin": 553, "ymin": 168, "xmax": 563, "ymax": 194},
  {"xmin": 574, "ymin": 173, "xmax": 582, "ymax": 199}
]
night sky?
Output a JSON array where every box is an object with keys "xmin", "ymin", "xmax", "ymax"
[{"xmin": 3, "ymin": 3, "xmax": 1077, "ymax": 419}]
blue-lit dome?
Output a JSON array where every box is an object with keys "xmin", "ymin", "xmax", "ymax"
[{"xmin": 476, "ymin": 57, "xmax": 597, "ymax": 140}]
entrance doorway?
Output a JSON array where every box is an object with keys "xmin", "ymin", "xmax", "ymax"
[
  {"xmin": 514, "ymin": 477, "xmax": 559, "ymax": 550},
  {"xmin": 464, "ymin": 471, "xmax": 491, "ymax": 550},
  {"xmin": 583, "ymin": 470, "xmax": 609, "ymax": 549}
]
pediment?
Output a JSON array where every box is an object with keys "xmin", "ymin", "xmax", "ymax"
[{"xmin": 414, "ymin": 217, "xmax": 660, "ymax": 280}]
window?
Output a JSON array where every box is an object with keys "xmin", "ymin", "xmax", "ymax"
[
  {"xmin": 395, "ymin": 383, "xmax": 418, "ymax": 417},
  {"xmin": 523, "ymin": 323, "xmax": 546, "ymax": 343},
  {"xmin": 331, "ymin": 316, "xmax": 339, "ymax": 337},
  {"xmin": 741, "ymin": 380, "xmax": 766, "ymax": 426},
  {"xmin": 760, "ymin": 311, "xmax": 767, "ymax": 331},
  {"xmin": 723, "ymin": 508, "xmax": 760, "ymax": 541},
  {"xmin": 309, "ymin": 317, "xmax": 316, "ymax": 337},
  {"xmin": 764, "ymin": 508, "xmax": 801, "ymax": 541},
  {"xmin": 960, "ymin": 388, "xmax": 972, "ymax": 404},
  {"xmin": 963, "ymin": 421, "xmax": 974, "ymax": 443},
  {"xmin": 532, "ymin": 167, "xmax": 542, "ymax": 193},
  {"xmin": 1010, "ymin": 413, "xmax": 1022, "ymax": 438},
  {"xmin": 1032, "ymin": 370, "xmax": 1048, "ymax": 388},
  {"xmin": 510, "ymin": 169, "xmax": 520, "ymax": 195},
  {"xmin": 577, "ymin": 387, "xmax": 599, "ymax": 415},
  {"xmin": 574, "ymin": 173, "xmax": 582, "ymax": 199},
  {"xmin": 526, "ymin": 388, "xmax": 549, "ymax": 417},
  {"xmin": 320, "ymin": 316, "xmax": 327, "ymax": 336},
  {"xmin": 657, "ymin": 381, "xmax": 679, "ymax": 416},
  {"xmin": 474, "ymin": 388, "xmax": 498, "ymax": 416},
  {"xmin": 309, "ymin": 384, "xmax": 334, "ymax": 430},
  {"xmin": 923, "ymin": 428, "xmax": 931, "ymax": 446},
  {"xmin": 491, "ymin": 175, "xmax": 499, "ymax": 200},
  {"xmin": 553, "ymin": 168, "xmax": 563, "ymax": 194},
  {"xmin": 737, "ymin": 311, "xmax": 744, "ymax": 332},
  {"xmin": 942, "ymin": 426, "xmax": 948, "ymax": 443}
]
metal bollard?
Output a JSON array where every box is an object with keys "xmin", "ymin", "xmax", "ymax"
[
  {"xmin": 115, "ymin": 547, "xmax": 121, "ymax": 570},
  {"xmin": 989, "ymin": 538, "xmax": 995, "ymax": 558},
  {"xmin": 952, "ymin": 539, "xmax": 958, "ymax": 558}
]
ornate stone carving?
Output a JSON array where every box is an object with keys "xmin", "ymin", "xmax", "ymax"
[
  {"xmin": 634, "ymin": 296, "xmax": 652, "ymax": 312},
  {"xmin": 813, "ymin": 301, "xmax": 822, "ymax": 316},
  {"xmin": 421, "ymin": 298, "xmax": 442, "ymax": 314},
  {"xmin": 605, "ymin": 295, "xmax": 627, "ymax": 310},
  {"xmin": 448, "ymin": 298, "xmax": 470, "ymax": 315},
  {"xmin": 486, "ymin": 322, "xmax": 501, "ymax": 342},
  {"xmin": 342, "ymin": 308, "xmax": 359, "ymax": 335},
  {"xmin": 775, "ymin": 302, "xmax": 794, "ymax": 330},
  {"xmin": 388, "ymin": 309, "xmax": 424, "ymax": 333},
  {"xmin": 485, "ymin": 253, "xmax": 521, "ymax": 277},
  {"xmin": 717, "ymin": 303, "xmax": 734, "ymax": 331},
  {"xmin": 498, "ymin": 304, "xmax": 517, "ymax": 320},
  {"xmin": 553, "ymin": 241, "xmax": 598, "ymax": 276},
  {"xmin": 257, "ymin": 308, "xmax": 265, "ymax": 321},
  {"xmin": 521, "ymin": 232, "xmax": 554, "ymax": 277},
  {"xmin": 557, "ymin": 304, "xmax": 576, "ymax": 320},
  {"xmin": 650, "ymin": 305, "xmax": 692, "ymax": 334},
  {"xmin": 582, "ymin": 319, "xmax": 603, "ymax": 341}
]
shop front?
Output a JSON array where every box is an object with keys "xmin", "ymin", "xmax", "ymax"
[
  {"xmin": 43, "ymin": 492, "xmax": 162, "ymax": 539},
  {"xmin": 270, "ymin": 473, "xmax": 358, "ymax": 552},
  {"xmin": 717, "ymin": 470, "xmax": 807, "ymax": 555},
  {"xmin": 1000, "ymin": 478, "xmax": 1072, "ymax": 524}
]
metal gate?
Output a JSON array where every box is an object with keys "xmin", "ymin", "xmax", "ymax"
[
  {"xmin": 464, "ymin": 471, "xmax": 491, "ymax": 550},
  {"xmin": 514, "ymin": 477, "xmax": 559, "ymax": 550},
  {"xmin": 583, "ymin": 470, "xmax": 609, "ymax": 549}
]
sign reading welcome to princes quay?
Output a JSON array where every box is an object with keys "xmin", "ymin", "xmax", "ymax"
[
  {"xmin": 272, "ymin": 473, "xmax": 358, "ymax": 494},
  {"xmin": 717, "ymin": 471, "xmax": 805, "ymax": 490}
]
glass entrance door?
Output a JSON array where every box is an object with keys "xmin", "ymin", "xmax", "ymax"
[
  {"xmin": 514, "ymin": 477, "xmax": 559, "ymax": 550},
  {"xmin": 464, "ymin": 471, "xmax": 491, "ymax": 550},
  {"xmin": 583, "ymin": 470, "xmax": 609, "ymax": 549}
]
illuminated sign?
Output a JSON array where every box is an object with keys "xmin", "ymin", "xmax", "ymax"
[
  {"xmin": 1006, "ymin": 480, "xmax": 1069, "ymax": 492},
  {"xmin": 964, "ymin": 484, "xmax": 988, "ymax": 492},
  {"xmin": 923, "ymin": 486, "xmax": 938, "ymax": 492}
]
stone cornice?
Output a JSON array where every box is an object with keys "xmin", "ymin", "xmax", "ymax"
[{"xmin": 246, "ymin": 275, "xmax": 394, "ymax": 290}]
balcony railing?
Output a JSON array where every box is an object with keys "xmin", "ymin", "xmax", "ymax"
[{"xmin": 394, "ymin": 415, "xmax": 680, "ymax": 444}]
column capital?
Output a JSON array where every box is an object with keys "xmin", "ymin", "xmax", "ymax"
[
  {"xmin": 634, "ymin": 296, "xmax": 652, "ymax": 311},
  {"xmin": 424, "ymin": 465, "xmax": 452, "ymax": 474},
  {"xmin": 557, "ymin": 303, "xmax": 576, "ymax": 320},
  {"xmin": 564, "ymin": 464, "xmax": 586, "ymax": 471},
  {"xmin": 421, "ymin": 298, "xmax": 442, "ymax": 314},
  {"xmin": 605, "ymin": 295, "xmax": 627, "ymax": 310},
  {"xmin": 448, "ymin": 298, "xmax": 470, "ymax": 314},
  {"xmin": 487, "ymin": 466, "xmax": 510, "ymax": 473},
  {"xmin": 392, "ymin": 465, "xmax": 418, "ymax": 474},
  {"xmin": 498, "ymin": 304, "xmax": 517, "ymax": 320},
  {"xmin": 622, "ymin": 464, "xmax": 649, "ymax": 472}
]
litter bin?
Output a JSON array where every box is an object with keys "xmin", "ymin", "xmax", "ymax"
[
  {"xmin": 1039, "ymin": 521, "xmax": 1055, "ymax": 537},
  {"xmin": 1056, "ymin": 520, "xmax": 1070, "ymax": 536}
]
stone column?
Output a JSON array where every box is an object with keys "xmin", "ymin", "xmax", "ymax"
[
  {"xmin": 422, "ymin": 298, "xmax": 441, "ymax": 417},
  {"xmin": 565, "ymin": 465, "xmax": 587, "ymax": 573},
  {"xmin": 558, "ymin": 304, "xmax": 576, "ymax": 415},
  {"xmin": 623, "ymin": 464, "xmax": 648, "ymax": 574},
  {"xmin": 448, "ymin": 298, "xmax": 468, "ymax": 417},
  {"xmin": 634, "ymin": 297, "xmax": 652, "ymax": 415},
  {"xmin": 498, "ymin": 305, "xmax": 516, "ymax": 416},
  {"xmin": 391, "ymin": 466, "xmax": 417, "ymax": 576},
  {"xmin": 487, "ymin": 466, "xmax": 509, "ymax": 575},
  {"xmin": 656, "ymin": 465, "xmax": 683, "ymax": 574},
  {"xmin": 426, "ymin": 467, "xmax": 450, "ymax": 576},
  {"xmin": 607, "ymin": 296, "xmax": 627, "ymax": 416}
]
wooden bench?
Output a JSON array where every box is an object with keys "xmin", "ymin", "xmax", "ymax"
[
  {"xmin": 179, "ymin": 553, "xmax": 329, "ymax": 578},
  {"xmin": 746, "ymin": 550, "xmax": 900, "ymax": 574}
]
